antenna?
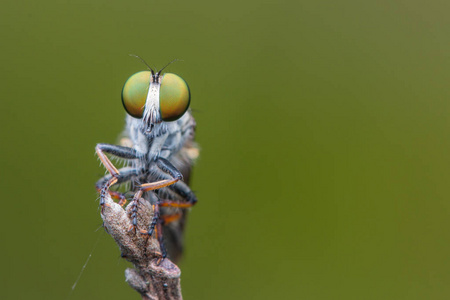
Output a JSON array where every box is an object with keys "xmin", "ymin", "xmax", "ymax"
[
  {"xmin": 129, "ymin": 54, "xmax": 155, "ymax": 75},
  {"xmin": 157, "ymin": 59, "xmax": 182, "ymax": 75}
]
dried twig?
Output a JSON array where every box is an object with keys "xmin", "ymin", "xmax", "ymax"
[{"xmin": 101, "ymin": 194, "xmax": 182, "ymax": 300}]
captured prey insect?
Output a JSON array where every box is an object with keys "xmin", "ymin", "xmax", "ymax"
[{"xmin": 95, "ymin": 59, "xmax": 198, "ymax": 263}]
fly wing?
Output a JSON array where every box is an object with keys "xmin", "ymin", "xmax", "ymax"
[{"xmin": 163, "ymin": 140, "xmax": 199, "ymax": 263}]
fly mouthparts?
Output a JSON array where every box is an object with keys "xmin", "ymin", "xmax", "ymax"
[
  {"xmin": 142, "ymin": 114, "xmax": 154, "ymax": 133},
  {"xmin": 146, "ymin": 123, "xmax": 154, "ymax": 133}
]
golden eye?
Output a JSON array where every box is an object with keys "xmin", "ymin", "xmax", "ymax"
[
  {"xmin": 121, "ymin": 71, "xmax": 151, "ymax": 118},
  {"xmin": 159, "ymin": 73, "xmax": 190, "ymax": 121}
]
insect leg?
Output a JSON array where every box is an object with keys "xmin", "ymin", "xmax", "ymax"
[
  {"xmin": 147, "ymin": 203, "xmax": 160, "ymax": 237},
  {"xmin": 127, "ymin": 191, "xmax": 160, "ymax": 234},
  {"xmin": 134, "ymin": 157, "xmax": 195, "ymax": 251},
  {"xmin": 159, "ymin": 180, "xmax": 197, "ymax": 208},
  {"xmin": 96, "ymin": 144, "xmax": 142, "ymax": 206},
  {"xmin": 155, "ymin": 158, "xmax": 198, "ymax": 208},
  {"xmin": 145, "ymin": 198, "xmax": 182, "ymax": 235},
  {"xmin": 155, "ymin": 220, "xmax": 168, "ymax": 262},
  {"xmin": 96, "ymin": 143, "xmax": 141, "ymax": 159},
  {"xmin": 138, "ymin": 158, "xmax": 184, "ymax": 192},
  {"xmin": 96, "ymin": 167, "xmax": 139, "ymax": 206}
]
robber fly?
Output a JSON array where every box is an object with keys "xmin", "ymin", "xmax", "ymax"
[{"xmin": 95, "ymin": 58, "xmax": 198, "ymax": 263}]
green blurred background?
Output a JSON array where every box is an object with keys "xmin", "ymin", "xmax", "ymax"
[{"xmin": 1, "ymin": 0, "xmax": 450, "ymax": 299}]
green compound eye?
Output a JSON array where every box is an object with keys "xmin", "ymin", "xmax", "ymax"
[
  {"xmin": 121, "ymin": 71, "xmax": 151, "ymax": 118},
  {"xmin": 159, "ymin": 73, "xmax": 190, "ymax": 121}
]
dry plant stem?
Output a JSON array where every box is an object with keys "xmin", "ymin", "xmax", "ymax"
[{"xmin": 101, "ymin": 194, "xmax": 182, "ymax": 300}]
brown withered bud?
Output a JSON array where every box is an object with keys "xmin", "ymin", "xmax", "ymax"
[{"xmin": 101, "ymin": 193, "xmax": 182, "ymax": 300}]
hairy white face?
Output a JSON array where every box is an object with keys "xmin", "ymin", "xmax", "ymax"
[{"xmin": 142, "ymin": 79, "xmax": 162, "ymax": 133}]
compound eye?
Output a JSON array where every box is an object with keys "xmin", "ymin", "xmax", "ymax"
[
  {"xmin": 159, "ymin": 73, "xmax": 190, "ymax": 121},
  {"xmin": 122, "ymin": 71, "xmax": 151, "ymax": 118}
]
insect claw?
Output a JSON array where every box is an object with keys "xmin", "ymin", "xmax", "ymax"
[
  {"xmin": 187, "ymin": 192, "xmax": 197, "ymax": 204},
  {"xmin": 156, "ymin": 257, "xmax": 163, "ymax": 265},
  {"xmin": 127, "ymin": 225, "xmax": 136, "ymax": 233}
]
